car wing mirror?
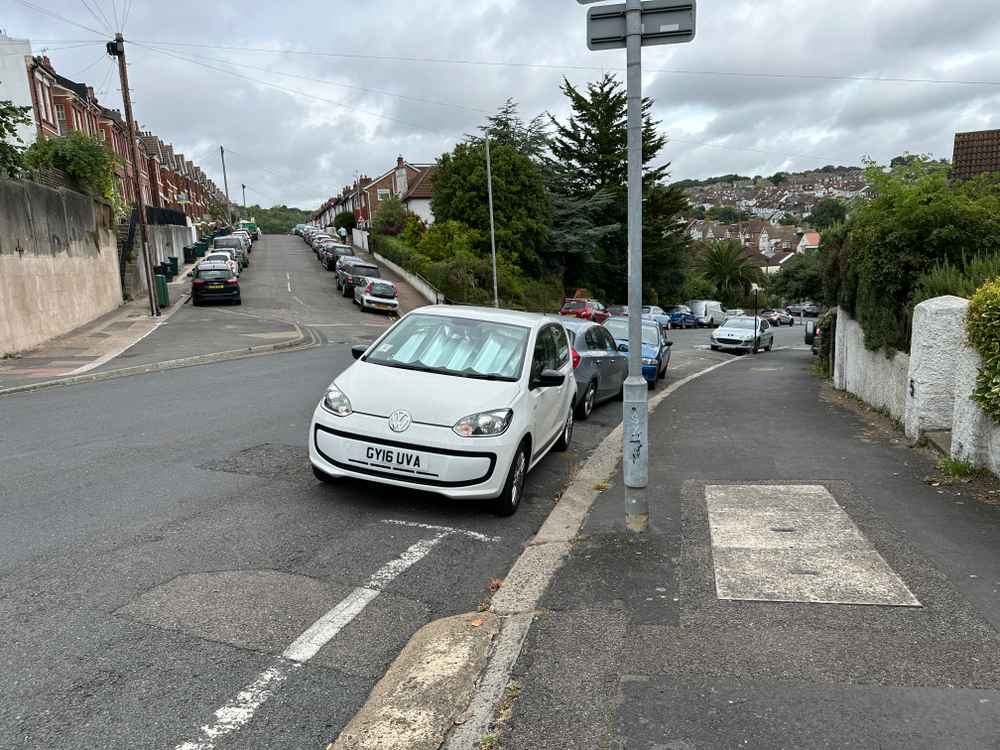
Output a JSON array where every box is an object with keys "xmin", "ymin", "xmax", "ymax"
[
  {"xmin": 532, "ymin": 368, "xmax": 565, "ymax": 389},
  {"xmin": 665, "ymin": 341, "xmax": 674, "ymax": 347},
  {"xmin": 618, "ymin": 343, "xmax": 628, "ymax": 353},
  {"xmin": 351, "ymin": 344, "xmax": 368, "ymax": 360}
]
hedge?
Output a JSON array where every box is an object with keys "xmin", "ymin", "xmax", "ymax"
[{"xmin": 967, "ymin": 278, "xmax": 1000, "ymax": 421}]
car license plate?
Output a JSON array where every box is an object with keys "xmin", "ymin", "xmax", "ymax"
[
  {"xmin": 373, "ymin": 303, "xmax": 390, "ymax": 309},
  {"xmin": 208, "ymin": 284, "xmax": 224, "ymax": 289},
  {"xmin": 353, "ymin": 443, "xmax": 432, "ymax": 475}
]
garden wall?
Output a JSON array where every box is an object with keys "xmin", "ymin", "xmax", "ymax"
[{"xmin": 0, "ymin": 176, "xmax": 122, "ymax": 354}]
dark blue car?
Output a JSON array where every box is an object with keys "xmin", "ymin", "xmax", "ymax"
[
  {"xmin": 663, "ymin": 304, "xmax": 698, "ymax": 329},
  {"xmin": 603, "ymin": 317, "xmax": 672, "ymax": 390}
]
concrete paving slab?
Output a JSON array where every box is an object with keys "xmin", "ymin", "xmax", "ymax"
[{"xmin": 707, "ymin": 484, "xmax": 921, "ymax": 606}]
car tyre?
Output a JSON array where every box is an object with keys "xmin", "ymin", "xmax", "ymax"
[
  {"xmin": 553, "ymin": 406, "xmax": 574, "ymax": 452},
  {"xmin": 765, "ymin": 340, "xmax": 773, "ymax": 352},
  {"xmin": 647, "ymin": 379, "xmax": 655, "ymax": 391},
  {"xmin": 576, "ymin": 381, "xmax": 597, "ymax": 420},
  {"xmin": 710, "ymin": 344, "xmax": 719, "ymax": 351},
  {"xmin": 658, "ymin": 362, "xmax": 666, "ymax": 379},
  {"xmin": 491, "ymin": 441, "xmax": 528, "ymax": 517}
]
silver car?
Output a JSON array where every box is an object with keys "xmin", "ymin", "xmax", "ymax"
[
  {"xmin": 354, "ymin": 278, "xmax": 399, "ymax": 314},
  {"xmin": 710, "ymin": 316, "xmax": 774, "ymax": 353},
  {"xmin": 560, "ymin": 317, "xmax": 627, "ymax": 420}
]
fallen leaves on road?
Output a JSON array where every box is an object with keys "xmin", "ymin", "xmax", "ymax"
[
  {"xmin": 470, "ymin": 617, "xmax": 485, "ymax": 628},
  {"xmin": 488, "ymin": 578, "xmax": 504, "ymax": 593},
  {"xmin": 594, "ymin": 481, "xmax": 609, "ymax": 491}
]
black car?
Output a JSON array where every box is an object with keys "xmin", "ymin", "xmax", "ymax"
[
  {"xmin": 191, "ymin": 262, "xmax": 241, "ymax": 306},
  {"xmin": 337, "ymin": 259, "xmax": 381, "ymax": 297},
  {"xmin": 319, "ymin": 243, "xmax": 355, "ymax": 271}
]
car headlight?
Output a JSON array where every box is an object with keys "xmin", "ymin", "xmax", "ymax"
[
  {"xmin": 453, "ymin": 409, "xmax": 513, "ymax": 437},
  {"xmin": 641, "ymin": 357, "xmax": 657, "ymax": 365},
  {"xmin": 321, "ymin": 384, "xmax": 352, "ymax": 417}
]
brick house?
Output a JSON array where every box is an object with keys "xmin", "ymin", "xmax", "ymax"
[{"xmin": 23, "ymin": 54, "xmax": 59, "ymax": 141}]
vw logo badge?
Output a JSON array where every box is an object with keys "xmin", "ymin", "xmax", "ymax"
[{"xmin": 388, "ymin": 409, "xmax": 412, "ymax": 433}]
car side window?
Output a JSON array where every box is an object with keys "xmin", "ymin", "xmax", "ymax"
[
  {"xmin": 549, "ymin": 326, "xmax": 570, "ymax": 368},
  {"xmin": 532, "ymin": 327, "xmax": 558, "ymax": 378},
  {"xmin": 601, "ymin": 329, "xmax": 618, "ymax": 353},
  {"xmin": 583, "ymin": 327, "xmax": 601, "ymax": 351}
]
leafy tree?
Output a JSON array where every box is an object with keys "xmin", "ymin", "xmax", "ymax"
[
  {"xmin": 548, "ymin": 74, "xmax": 667, "ymax": 196},
  {"xmin": 824, "ymin": 156, "xmax": 1000, "ymax": 352},
  {"xmin": 372, "ymin": 195, "xmax": 410, "ymax": 236},
  {"xmin": 469, "ymin": 98, "xmax": 549, "ymax": 161},
  {"xmin": 0, "ymin": 99, "xmax": 32, "ymax": 178},
  {"xmin": 690, "ymin": 204, "xmax": 706, "ymax": 219},
  {"xmin": 241, "ymin": 204, "xmax": 313, "ymax": 234},
  {"xmin": 431, "ymin": 139, "xmax": 551, "ymax": 272},
  {"xmin": 23, "ymin": 130, "xmax": 117, "ymax": 201},
  {"xmin": 778, "ymin": 212, "xmax": 798, "ymax": 225},
  {"xmin": 769, "ymin": 171, "xmax": 788, "ymax": 185},
  {"xmin": 333, "ymin": 210, "xmax": 356, "ymax": 233},
  {"xmin": 706, "ymin": 205, "xmax": 753, "ymax": 223},
  {"xmin": 809, "ymin": 197, "xmax": 847, "ymax": 229},
  {"xmin": 399, "ymin": 213, "xmax": 426, "ymax": 247},
  {"xmin": 698, "ymin": 239, "xmax": 763, "ymax": 306},
  {"xmin": 642, "ymin": 184, "xmax": 694, "ymax": 304},
  {"xmin": 767, "ymin": 251, "xmax": 822, "ymax": 303}
]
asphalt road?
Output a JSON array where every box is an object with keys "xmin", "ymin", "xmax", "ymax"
[{"xmin": 0, "ymin": 234, "xmax": 760, "ymax": 749}]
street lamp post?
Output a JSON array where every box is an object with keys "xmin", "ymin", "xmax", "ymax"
[
  {"xmin": 579, "ymin": 0, "xmax": 696, "ymax": 532},
  {"xmin": 485, "ymin": 131, "xmax": 499, "ymax": 308}
]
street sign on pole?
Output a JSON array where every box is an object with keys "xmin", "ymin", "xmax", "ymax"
[
  {"xmin": 587, "ymin": 0, "xmax": 695, "ymax": 51},
  {"xmin": 577, "ymin": 0, "xmax": 696, "ymax": 533}
]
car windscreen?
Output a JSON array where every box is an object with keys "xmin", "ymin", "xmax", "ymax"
[
  {"xmin": 197, "ymin": 269, "xmax": 231, "ymax": 280},
  {"xmin": 604, "ymin": 319, "xmax": 659, "ymax": 345},
  {"xmin": 723, "ymin": 318, "xmax": 757, "ymax": 329},
  {"xmin": 214, "ymin": 238, "xmax": 241, "ymax": 247},
  {"xmin": 562, "ymin": 300, "xmax": 585, "ymax": 310},
  {"xmin": 365, "ymin": 314, "xmax": 529, "ymax": 381},
  {"xmin": 368, "ymin": 281, "xmax": 395, "ymax": 298},
  {"xmin": 205, "ymin": 254, "xmax": 231, "ymax": 262}
]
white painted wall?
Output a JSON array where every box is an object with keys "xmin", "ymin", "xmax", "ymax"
[
  {"xmin": 404, "ymin": 197, "xmax": 434, "ymax": 225},
  {"xmin": 833, "ymin": 309, "xmax": 909, "ymax": 422},
  {"xmin": 371, "ymin": 250, "xmax": 441, "ymax": 305},
  {"xmin": 0, "ymin": 36, "xmax": 36, "ymax": 148},
  {"xmin": 904, "ymin": 296, "xmax": 969, "ymax": 441},
  {"xmin": 352, "ymin": 228, "xmax": 369, "ymax": 251}
]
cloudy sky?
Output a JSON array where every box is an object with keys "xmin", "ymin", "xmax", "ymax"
[{"xmin": 6, "ymin": 0, "xmax": 1000, "ymax": 208}]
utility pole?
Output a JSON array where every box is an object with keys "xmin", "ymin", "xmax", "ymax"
[
  {"xmin": 484, "ymin": 131, "xmax": 499, "ymax": 308},
  {"xmin": 621, "ymin": 0, "xmax": 647, "ymax": 532},
  {"xmin": 107, "ymin": 33, "xmax": 158, "ymax": 317},
  {"xmin": 241, "ymin": 183, "xmax": 247, "ymax": 219},
  {"xmin": 580, "ymin": 0, "xmax": 696, "ymax": 533},
  {"xmin": 220, "ymin": 145, "xmax": 231, "ymax": 224}
]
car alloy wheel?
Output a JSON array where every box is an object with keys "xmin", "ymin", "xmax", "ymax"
[
  {"xmin": 554, "ymin": 407, "xmax": 574, "ymax": 452},
  {"xmin": 492, "ymin": 443, "xmax": 528, "ymax": 516},
  {"xmin": 577, "ymin": 381, "xmax": 597, "ymax": 420}
]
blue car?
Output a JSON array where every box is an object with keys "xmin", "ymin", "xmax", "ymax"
[
  {"xmin": 663, "ymin": 304, "xmax": 698, "ymax": 329},
  {"xmin": 603, "ymin": 317, "xmax": 672, "ymax": 390}
]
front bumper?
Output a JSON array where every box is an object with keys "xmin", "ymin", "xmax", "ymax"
[
  {"xmin": 309, "ymin": 407, "xmax": 517, "ymax": 499},
  {"xmin": 712, "ymin": 338, "xmax": 754, "ymax": 351},
  {"xmin": 360, "ymin": 295, "xmax": 399, "ymax": 311},
  {"xmin": 641, "ymin": 363, "xmax": 657, "ymax": 382}
]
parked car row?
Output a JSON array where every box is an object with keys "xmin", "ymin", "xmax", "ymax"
[
  {"xmin": 188, "ymin": 227, "xmax": 256, "ymax": 306},
  {"xmin": 294, "ymin": 225, "xmax": 400, "ymax": 315}
]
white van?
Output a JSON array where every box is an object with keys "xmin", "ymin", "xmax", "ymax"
[{"xmin": 685, "ymin": 300, "xmax": 727, "ymax": 327}]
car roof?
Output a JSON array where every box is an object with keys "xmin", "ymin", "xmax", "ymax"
[
  {"xmin": 198, "ymin": 261, "xmax": 230, "ymax": 270},
  {"xmin": 557, "ymin": 316, "xmax": 602, "ymax": 332},
  {"xmin": 415, "ymin": 305, "xmax": 557, "ymax": 328}
]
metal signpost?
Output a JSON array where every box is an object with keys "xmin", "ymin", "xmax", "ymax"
[{"xmin": 578, "ymin": 0, "xmax": 695, "ymax": 532}]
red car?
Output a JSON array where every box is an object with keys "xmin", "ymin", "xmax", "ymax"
[{"xmin": 560, "ymin": 298, "xmax": 610, "ymax": 324}]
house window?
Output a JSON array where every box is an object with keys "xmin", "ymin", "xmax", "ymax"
[
  {"xmin": 55, "ymin": 104, "xmax": 66, "ymax": 134},
  {"xmin": 377, "ymin": 188, "xmax": 391, "ymax": 201}
]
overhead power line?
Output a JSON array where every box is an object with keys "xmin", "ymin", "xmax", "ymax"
[
  {"xmin": 11, "ymin": 0, "xmax": 108, "ymax": 38},
  {"xmin": 77, "ymin": 0, "xmax": 112, "ymax": 36},
  {"xmin": 127, "ymin": 37, "xmax": 1000, "ymax": 87},
  {"xmin": 130, "ymin": 41, "xmax": 427, "ymax": 130}
]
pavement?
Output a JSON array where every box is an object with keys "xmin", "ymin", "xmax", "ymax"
[
  {"xmin": 0, "ymin": 260, "xmax": 195, "ymax": 388},
  {"xmin": 481, "ymin": 346, "xmax": 1000, "ymax": 750}
]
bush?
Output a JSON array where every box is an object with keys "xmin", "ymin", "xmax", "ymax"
[
  {"xmin": 823, "ymin": 158, "xmax": 1000, "ymax": 353},
  {"xmin": 966, "ymin": 279, "xmax": 1000, "ymax": 421},
  {"xmin": 372, "ymin": 195, "xmax": 410, "ymax": 236},
  {"xmin": 815, "ymin": 308, "xmax": 837, "ymax": 377},
  {"xmin": 333, "ymin": 210, "xmax": 356, "ymax": 233},
  {"xmin": 23, "ymin": 130, "xmax": 117, "ymax": 202},
  {"xmin": 913, "ymin": 252, "xmax": 1000, "ymax": 306}
]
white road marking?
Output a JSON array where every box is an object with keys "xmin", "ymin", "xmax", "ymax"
[
  {"xmin": 173, "ymin": 533, "xmax": 448, "ymax": 750},
  {"xmin": 286, "ymin": 272, "xmax": 291, "ymax": 293},
  {"xmin": 175, "ymin": 662, "xmax": 300, "ymax": 750},
  {"xmin": 381, "ymin": 518, "xmax": 500, "ymax": 543},
  {"xmin": 706, "ymin": 484, "xmax": 921, "ymax": 606}
]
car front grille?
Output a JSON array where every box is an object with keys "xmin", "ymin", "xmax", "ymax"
[{"xmin": 718, "ymin": 338, "xmax": 746, "ymax": 345}]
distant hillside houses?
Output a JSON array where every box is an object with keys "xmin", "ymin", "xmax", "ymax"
[
  {"xmin": 683, "ymin": 167, "xmax": 870, "ymax": 223},
  {"xmin": 687, "ymin": 219, "xmax": 822, "ymax": 275}
]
